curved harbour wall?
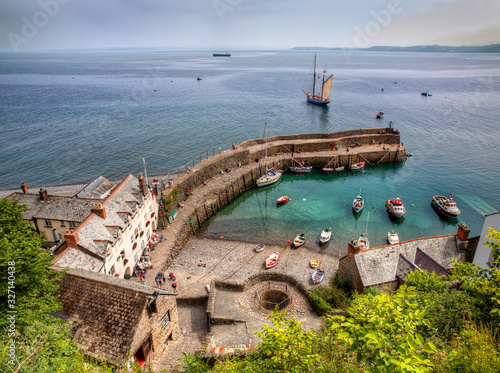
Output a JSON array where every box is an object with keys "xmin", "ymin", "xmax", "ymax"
[{"xmin": 160, "ymin": 128, "xmax": 405, "ymax": 272}]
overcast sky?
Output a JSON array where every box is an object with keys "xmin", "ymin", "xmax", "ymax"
[{"xmin": 1, "ymin": 0, "xmax": 499, "ymax": 52}]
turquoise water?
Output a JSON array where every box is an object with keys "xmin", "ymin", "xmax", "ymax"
[{"xmin": 200, "ymin": 164, "xmax": 493, "ymax": 251}]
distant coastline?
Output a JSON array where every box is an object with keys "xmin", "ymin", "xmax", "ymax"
[{"xmin": 292, "ymin": 43, "xmax": 500, "ymax": 53}]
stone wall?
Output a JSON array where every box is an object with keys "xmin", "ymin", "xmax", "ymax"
[{"xmin": 337, "ymin": 256, "xmax": 363, "ymax": 293}]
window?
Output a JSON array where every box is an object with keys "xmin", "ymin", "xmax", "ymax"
[
  {"xmin": 69, "ymin": 221, "xmax": 76, "ymax": 229},
  {"xmin": 161, "ymin": 310, "xmax": 171, "ymax": 328},
  {"xmin": 44, "ymin": 220, "xmax": 52, "ymax": 228},
  {"xmin": 60, "ymin": 221, "xmax": 65, "ymax": 227},
  {"xmin": 109, "ymin": 265, "xmax": 115, "ymax": 276}
]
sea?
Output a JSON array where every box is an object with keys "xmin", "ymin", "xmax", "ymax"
[{"xmin": 1, "ymin": 50, "xmax": 500, "ymax": 248}]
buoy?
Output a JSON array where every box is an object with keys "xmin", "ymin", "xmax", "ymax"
[
  {"xmin": 287, "ymin": 240, "xmax": 290, "ymax": 244},
  {"xmin": 220, "ymin": 236, "xmax": 224, "ymax": 239}
]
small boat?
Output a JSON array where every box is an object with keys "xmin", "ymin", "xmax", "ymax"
[
  {"xmin": 358, "ymin": 234, "xmax": 369, "ymax": 249},
  {"xmin": 335, "ymin": 166, "xmax": 345, "ymax": 171},
  {"xmin": 255, "ymin": 243, "xmax": 265, "ymax": 252},
  {"xmin": 312, "ymin": 268, "xmax": 325, "ymax": 284},
  {"xmin": 265, "ymin": 252, "xmax": 280, "ymax": 268},
  {"xmin": 376, "ymin": 111, "xmax": 384, "ymax": 118},
  {"xmin": 310, "ymin": 259, "xmax": 319, "ymax": 269},
  {"xmin": 213, "ymin": 52, "xmax": 231, "ymax": 57},
  {"xmin": 387, "ymin": 230, "xmax": 399, "ymax": 244},
  {"xmin": 427, "ymin": 94, "xmax": 432, "ymax": 96},
  {"xmin": 301, "ymin": 54, "xmax": 333, "ymax": 106},
  {"xmin": 277, "ymin": 195, "xmax": 289, "ymax": 205},
  {"xmin": 319, "ymin": 228, "xmax": 332, "ymax": 245},
  {"xmin": 350, "ymin": 161, "xmax": 365, "ymax": 170},
  {"xmin": 256, "ymin": 123, "xmax": 282, "ymax": 187},
  {"xmin": 322, "ymin": 167, "xmax": 334, "ymax": 172},
  {"xmin": 352, "ymin": 190, "xmax": 364, "ymax": 214},
  {"xmin": 405, "ymin": 152, "xmax": 413, "ymax": 157},
  {"xmin": 197, "ymin": 77, "xmax": 202, "ymax": 81},
  {"xmin": 421, "ymin": 92, "xmax": 428, "ymax": 96},
  {"xmin": 385, "ymin": 197, "xmax": 407, "ymax": 218},
  {"xmin": 290, "ymin": 166, "xmax": 312, "ymax": 173},
  {"xmin": 293, "ymin": 233, "xmax": 306, "ymax": 248},
  {"xmin": 431, "ymin": 195, "xmax": 461, "ymax": 218}
]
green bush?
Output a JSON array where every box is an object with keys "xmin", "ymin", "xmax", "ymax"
[
  {"xmin": 309, "ymin": 293, "xmax": 332, "ymax": 315},
  {"xmin": 405, "ymin": 269, "xmax": 449, "ymax": 292}
]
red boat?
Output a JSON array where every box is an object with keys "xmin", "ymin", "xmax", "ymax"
[{"xmin": 277, "ymin": 195, "xmax": 289, "ymax": 205}]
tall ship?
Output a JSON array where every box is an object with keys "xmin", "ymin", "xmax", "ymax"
[{"xmin": 301, "ymin": 54, "xmax": 333, "ymax": 106}]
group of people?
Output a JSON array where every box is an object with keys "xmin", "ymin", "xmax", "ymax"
[{"xmin": 232, "ymin": 142, "xmax": 238, "ymax": 149}]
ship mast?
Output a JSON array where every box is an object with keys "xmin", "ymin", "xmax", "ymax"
[{"xmin": 312, "ymin": 54, "xmax": 316, "ymax": 97}]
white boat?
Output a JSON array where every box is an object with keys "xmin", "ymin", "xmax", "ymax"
[
  {"xmin": 322, "ymin": 167, "xmax": 334, "ymax": 172},
  {"xmin": 352, "ymin": 189, "xmax": 364, "ymax": 214},
  {"xmin": 265, "ymin": 252, "xmax": 280, "ymax": 268},
  {"xmin": 256, "ymin": 122, "xmax": 282, "ymax": 187},
  {"xmin": 387, "ymin": 230, "xmax": 399, "ymax": 244},
  {"xmin": 358, "ymin": 234, "xmax": 369, "ymax": 249},
  {"xmin": 385, "ymin": 196, "xmax": 407, "ymax": 218},
  {"xmin": 431, "ymin": 194, "xmax": 461, "ymax": 218},
  {"xmin": 350, "ymin": 161, "xmax": 365, "ymax": 170},
  {"xmin": 290, "ymin": 165, "xmax": 312, "ymax": 173},
  {"xmin": 293, "ymin": 233, "xmax": 306, "ymax": 248},
  {"xmin": 335, "ymin": 166, "xmax": 345, "ymax": 171},
  {"xmin": 312, "ymin": 269, "xmax": 325, "ymax": 284},
  {"xmin": 319, "ymin": 228, "xmax": 332, "ymax": 245},
  {"xmin": 255, "ymin": 243, "xmax": 265, "ymax": 252}
]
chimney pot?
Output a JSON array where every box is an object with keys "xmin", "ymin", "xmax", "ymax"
[
  {"xmin": 21, "ymin": 181, "xmax": 28, "ymax": 194},
  {"xmin": 457, "ymin": 222, "xmax": 470, "ymax": 241},
  {"xmin": 38, "ymin": 188, "xmax": 48, "ymax": 201}
]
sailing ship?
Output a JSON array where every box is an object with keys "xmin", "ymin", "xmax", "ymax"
[
  {"xmin": 301, "ymin": 54, "xmax": 333, "ymax": 106},
  {"xmin": 256, "ymin": 123, "xmax": 282, "ymax": 187}
]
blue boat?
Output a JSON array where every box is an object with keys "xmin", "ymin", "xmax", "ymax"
[
  {"xmin": 312, "ymin": 268, "xmax": 325, "ymax": 284},
  {"xmin": 301, "ymin": 54, "xmax": 333, "ymax": 106}
]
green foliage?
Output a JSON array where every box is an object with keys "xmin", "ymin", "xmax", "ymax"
[
  {"xmin": 363, "ymin": 285, "xmax": 380, "ymax": 296},
  {"xmin": 324, "ymin": 285, "xmax": 436, "ymax": 372},
  {"xmin": 405, "ymin": 269, "xmax": 449, "ymax": 293},
  {"xmin": 181, "ymin": 352, "xmax": 212, "ymax": 373},
  {"xmin": 308, "ymin": 293, "xmax": 332, "ymax": 315}
]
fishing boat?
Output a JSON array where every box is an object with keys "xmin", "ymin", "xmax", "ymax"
[
  {"xmin": 335, "ymin": 166, "xmax": 345, "ymax": 171},
  {"xmin": 319, "ymin": 228, "xmax": 332, "ymax": 245},
  {"xmin": 265, "ymin": 252, "xmax": 280, "ymax": 268},
  {"xmin": 256, "ymin": 123, "xmax": 282, "ymax": 187},
  {"xmin": 310, "ymin": 259, "xmax": 319, "ymax": 269},
  {"xmin": 293, "ymin": 233, "xmax": 306, "ymax": 248},
  {"xmin": 387, "ymin": 230, "xmax": 399, "ymax": 244},
  {"xmin": 301, "ymin": 54, "xmax": 333, "ymax": 106},
  {"xmin": 290, "ymin": 165, "xmax": 312, "ymax": 173},
  {"xmin": 376, "ymin": 111, "xmax": 384, "ymax": 118},
  {"xmin": 312, "ymin": 269, "xmax": 325, "ymax": 284},
  {"xmin": 350, "ymin": 161, "xmax": 365, "ymax": 170},
  {"xmin": 255, "ymin": 243, "xmax": 265, "ymax": 252},
  {"xmin": 358, "ymin": 234, "xmax": 369, "ymax": 249},
  {"xmin": 277, "ymin": 195, "xmax": 289, "ymax": 205},
  {"xmin": 352, "ymin": 189, "xmax": 364, "ymax": 214},
  {"xmin": 213, "ymin": 52, "xmax": 231, "ymax": 57},
  {"xmin": 385, "ymin": 196, "xmax": 407, "ymax": 218},
  {"xmin": 431, "ymin": 195, "xmax": 461, "ymax": 218}
]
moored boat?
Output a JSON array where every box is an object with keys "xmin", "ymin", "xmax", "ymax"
[
  {"xmin": 312, "ymin": 268, "xmax": 325, "ymax": 284},
  {"xmin": 335, "ymin": 166, "xmax": 345, "ymax": 171},
  {"xmin": 293, "ymin": 233, "xmax": 306, "ymax": 248},
  {"xmin": 350, "ymin": 161, "xmax": 365, "ymax": 170},
  {"xmin": 255, "ymin": 243, "xmax": 265, "ymax": 252},
  {"xmin": 277, "ymin": 195, "xmax": 289, "ymax": 205},
  {"xmin": 376, "ymin": 111, "xmax": 384, "ymax": 118},
  {"xmin": 322, "ymin": 167, "xmax": 334, "ymax": 172},
  {"xmin": 310, "ymin": 259, "xmax": 319, "ymax": 269},
  {"xmin": 319, "ymin": 228, "xmax": 332, "ymax": 245},
  {"xmin": 358, "ymin": 234, "xmax": 369, "ymax": 249},
  {"xmin": 256, "ymin": 123, "xmax": 282, "ymax": 187},
  {"xmin": 290, "ymin": 165, "xmax": 312, "ymax": 173},
  {"xmin": 265, "ymin": 252, "xmax": 280, "ymax": 268},
  {"xmin": 352, "ymin": 191, "xmax": 364, "ymax": 214},
  {"xmin": 431, "ymin": 194, "xmax": 461, "ymax": 218},
  {"xmin": 301, "ymin": 54, "xmax": 333, "ymax": 106},
  {"xmin": 387, "ymin": 230, "xmax": 399, "ymax": 244},
  {"xmin": 385, "ymin": 197, "xmax": 407, "ymax": 218}
]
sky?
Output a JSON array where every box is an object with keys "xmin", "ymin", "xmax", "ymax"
[{"xmin": 1, "ymin": 0, "xmax": 499, "ymax": 52}]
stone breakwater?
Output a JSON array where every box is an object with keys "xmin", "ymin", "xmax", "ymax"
[{"xmin": 153, "ymin": 127, "xmax": 404, "ymax": 276}]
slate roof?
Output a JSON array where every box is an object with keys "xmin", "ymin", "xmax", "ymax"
[
  {"xmin": 355, "ymin": 235, "xmax": 461, "ymax": 287},
  {"xmin": 75, "ymin": 176, "xmax": 116, "ymax": 199},
  {"xmin": 5, "ymin": 193, "xmax": 101, "ymax": 222},
  {"xmin": 414, "ymin": 247, "xmax": 450, "ymax": 276},
  {"xmin": 52, "ymin": 267, "xmax": 174, "ymax": 364},
  {"xmin": 395, "ymin": 254, "xmax": 419, "ymax": 282}
]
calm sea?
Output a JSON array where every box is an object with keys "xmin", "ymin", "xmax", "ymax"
[{"xmin": 1, "ymin": 50, "xmax": 499, "ymax": 245}]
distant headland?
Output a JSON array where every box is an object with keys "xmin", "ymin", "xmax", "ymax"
[{"xmin": 292, "ymin": 44, "xmax": 500, "ymax": 53}]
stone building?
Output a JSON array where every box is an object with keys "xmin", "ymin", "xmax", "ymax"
[
  {"xmin": 53, "ymin": 267, "xmax": 180, "ymax": 370},
  {"xmin": 52, "ymin": 173, "xmax": 158, "ymax": 278},
  {"xmin": 337, "ymin": 223, "xmax": 470, "ymax": 293}
]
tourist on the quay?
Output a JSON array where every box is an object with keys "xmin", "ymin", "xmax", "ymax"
[
  {"xmin": 203, "ymin": 180, "xmax": 206, "ymax": 186},
  {"xmin": 155, "ymin": 275, "xmax": 162, "ymax": 287},
  {"xmin": 198, "ymin": 260, "xmax": 206, "ymax": 267},
  {"xmin": 169, "ymin": 272, "xmax": 176, "ymax": 280},
  {"xmin": 172, "ymin": 282, "xmax": 177, "ymax": 292}
]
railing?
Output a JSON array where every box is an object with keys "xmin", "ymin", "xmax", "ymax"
[
  {"xmin": 255, "ymin": 281, "xmax": 293, "ymax": 311},
  {"xmin": 160, "ymin": 147, "xmax": 222, "ymax": 183}
]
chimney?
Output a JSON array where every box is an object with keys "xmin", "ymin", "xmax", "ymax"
[
  {"xmin": 348, "ymin": 239, "xmax": 360, "ymax": 262},
  {"xmin": 138, "ymin": 173, "xmax": 147, "ymax": 196},
  {"xmin": 91, "ymin": 203, "xmax": 107, "ymax": 219},
  {"xmin": 21, "ymin": 181, "xmax": 28, "ymax": 194},
  {"xmin": 39, "ymin": 188, "xmax": 48, "ymax": 201},
  {"xmin": 457, "ymin": 222, "xmax": 470, "ymax": 241},
  {"xmin": 65, "ymin": 230, "xmax": 79, "ymax": 247}
]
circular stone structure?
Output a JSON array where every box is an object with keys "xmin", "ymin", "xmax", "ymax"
[{"xmin": 255, "ymin": 281, "xmax": 294, "ymax": 312}]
